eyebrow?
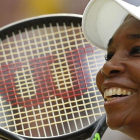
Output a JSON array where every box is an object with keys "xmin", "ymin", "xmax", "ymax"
[
  {"xmin": 107, "ymin": 33, "xmax": 140, "ymax": 49},
  {"xmin": 127, "ymin": 34, "xmax": 140, "ymax": 40}
]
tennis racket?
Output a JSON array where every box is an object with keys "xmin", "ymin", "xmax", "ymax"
[{"xmin": 0, "ymin": 14, "xmax": 107, "ymax": 140}]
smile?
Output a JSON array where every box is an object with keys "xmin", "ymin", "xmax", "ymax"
[{"xmin": 104, "ymin": 87, "xmax": 134, "ymax": 102}]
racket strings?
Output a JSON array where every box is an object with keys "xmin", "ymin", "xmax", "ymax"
[
  {"xmin": 1, "ymin": 27, "xmax": 83, "ymax": 47},
  {"xmin": 53, "ymin": 23, "xmax": 83, "ymax": 132},
  {"xmin": 0, "ymin": 39, "xmax": 100, "ymax": 104},
  {"xmin": 0, "ymin": 92, "xmax": 104, "ymax": 116},
  {"xmin": 0, "ymin": 22, "xmax": 105, "ymax": 137},
  {"xmin": 0, "ymin": 92, "xmax": 103, "ymax": 116},
  {"xmin": 0, "ymin": 30, "xmax": 89, "ymax": 62}
]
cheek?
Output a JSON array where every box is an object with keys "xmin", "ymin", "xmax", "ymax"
[
  {"xmin": 96, "ymin": 69, "xmax": 104, "ymax": 93},
  {"xmin": 128, "ymin": 61, "xmax": 140, "ymax": 83}
]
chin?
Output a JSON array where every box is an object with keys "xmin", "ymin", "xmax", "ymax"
[{"xmin": 106, "ymin": 111, "xmax": 126, "ymax": 130}]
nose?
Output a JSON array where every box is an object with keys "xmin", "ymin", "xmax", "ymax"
[{"xmin": 101, "ymin": 54, "xmax": 125, "ymax": 77}]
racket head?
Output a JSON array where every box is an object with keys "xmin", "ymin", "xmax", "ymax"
[{"xmin": 0, "ymin": 14, "xmax": 105, "ymax": 140}]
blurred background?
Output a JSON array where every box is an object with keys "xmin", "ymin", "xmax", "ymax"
[
  {"xmin": 0, "ymin": 0, "xmax": 132, "ymax": 139},
  {"xmin": 0, "ymin": 0, "xmax": 90, "ymax": 28}
]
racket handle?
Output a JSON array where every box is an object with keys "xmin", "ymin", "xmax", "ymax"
[{"xmin": 90, "ymin": 114, "xmax": 108, "ymax": 140}]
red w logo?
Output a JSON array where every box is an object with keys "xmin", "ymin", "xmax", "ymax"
[{"xmin": 0, "ymin": 46, "xmax": 93, "ymax": 108}]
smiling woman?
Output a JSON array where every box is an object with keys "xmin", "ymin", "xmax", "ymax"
[
  {"xmin": 82, "ymin": 0, "xmax": 140, "ymax": 139},
  {"xmin": 99, "ymin": 15, "xmax": 140, "ymax": 131}
]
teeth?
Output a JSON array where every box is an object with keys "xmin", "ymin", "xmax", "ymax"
[
  {"xmin": 109, "ymin": 89, "xmax": 112, "ymax": 96},
  {"xmin": 104, "ymin": 88, "xmax": 133, "ymax": 100},
  {"xmin": 106, "ymin": 97, "xmax": 116, "ymax": 101},
  {"xmin": 112, "ymin": 89, "xmax": 117, "ymax": 95},
  {"xmin": 104, "ymin": 91, "xmax": 106, "ymax": 98},
  {"xmin": 127, "ymin": 91, "xmax": 132, "ymax": 95},
  {"xmin": 117, "ymin": 88, "xmax": 121, "ymax": 95},
  {"xmin": 122, "ymin": 90, "xmax": 127, "ymax": 95}
]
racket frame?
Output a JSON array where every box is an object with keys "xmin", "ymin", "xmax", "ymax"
[{"xmin": 0, "ymin": 14, "xmax": 82, "ymax": 40}]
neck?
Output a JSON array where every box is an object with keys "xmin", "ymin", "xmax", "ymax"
[{"xmin": 119, "ymin": 123, "xmax": 140, "ymax": 140}]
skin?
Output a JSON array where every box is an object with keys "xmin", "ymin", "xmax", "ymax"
[{"xmin": 96, "ymin": 16, "xmax": 140, "ymax": 139}]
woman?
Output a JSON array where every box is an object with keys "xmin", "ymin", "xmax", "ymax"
[{"xmin": 82, "ymin": 0, "xmax": 140, "ymax": 139}]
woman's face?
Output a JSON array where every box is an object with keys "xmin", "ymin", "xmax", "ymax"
[{"xmin": 96, "ymin": 16, "xmax": 140, "ymax": 130}]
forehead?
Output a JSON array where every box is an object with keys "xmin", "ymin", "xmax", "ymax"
[{"xmin": 108, "ymin": 16, "xmax": 140, "ymax": 49}]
